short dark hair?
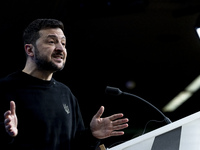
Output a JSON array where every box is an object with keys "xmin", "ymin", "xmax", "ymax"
[{"xmin": 23, "ymin": 18, "xmax": 64, "ymax": 45}]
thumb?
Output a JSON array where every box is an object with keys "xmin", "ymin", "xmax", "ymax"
[
  {"xmin": 10, "ymin": 101, "xmax": 16, "ymax": 115},
  {"xmin": 94, "ymin": 106, "xmax": 104, "ymax": 118}
]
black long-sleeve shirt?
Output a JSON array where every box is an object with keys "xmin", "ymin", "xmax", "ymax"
[{"xmin": 0, "ymin": 71, "xmax": 99, "ymax": 150}]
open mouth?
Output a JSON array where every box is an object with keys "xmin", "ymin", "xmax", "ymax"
[{"xmin": 52, "ymin": 53, "xmax": 64, "ymax": 62}]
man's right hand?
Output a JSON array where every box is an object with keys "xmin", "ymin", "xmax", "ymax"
[{"xmin": 4, "ymin": 101, "xmax": 18, "ymax": 137}]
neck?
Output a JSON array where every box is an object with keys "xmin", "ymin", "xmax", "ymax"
[{"xmin": 23, "ymin": 63, "xmax": 53, "ymax": 81}]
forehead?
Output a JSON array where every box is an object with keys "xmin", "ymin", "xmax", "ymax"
[{"xmin": 39, "ymin": 28, "xmax": 65, "ymax": 39}]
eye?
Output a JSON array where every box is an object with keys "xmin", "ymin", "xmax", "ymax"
[
  {"xmin": 62, "ymin": 42, "xmax": 66, "ymax": 46},
  {"xmin": 49, "ymin": 40, "xmax": 55, "ymax": 44}
]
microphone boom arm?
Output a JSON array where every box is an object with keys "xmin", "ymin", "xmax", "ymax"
[
  {"xmin": 105, "ymin": 86, "xmax": 172, "ymax": 124},
  {"xmin": 122, "ymin": 91, "xmax": 172, "ymax": 124}
]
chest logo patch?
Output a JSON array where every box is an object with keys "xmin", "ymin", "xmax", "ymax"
[{"xmin": 63, "ymin": 104, "xmax": 70, "ymax": 114}]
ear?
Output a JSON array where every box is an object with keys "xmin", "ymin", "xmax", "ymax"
[{"xmin": 24, "ymin": 44, "xmax": 34, "ymax": 57}]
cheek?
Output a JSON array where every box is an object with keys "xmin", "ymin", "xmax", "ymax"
[
  {"xmin": 63, "ymin": 50, "xmax": 67, "ymax": 59},
  {"xmin": 42, "ymin": 47, "xmax": 54, "ymax": 56},
  {"xmin": 65, "ymin": 52, "xmax": 67, "ymax": 59},
  {"xmin": 37, "ymin": 49, "xmax": 53, "ymax": 61}
]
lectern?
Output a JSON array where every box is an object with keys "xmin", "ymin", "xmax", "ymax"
[{"xmin": 107, "ymin": 111, "xmax": 200, "ymax": 150}]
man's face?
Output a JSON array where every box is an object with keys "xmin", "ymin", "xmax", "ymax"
[{"xmin": 33, "ymin": 28, "xmax": 67, "ymax": 72}]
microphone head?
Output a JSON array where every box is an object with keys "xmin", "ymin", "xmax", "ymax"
[{"xmin": 105, "ymin": 86, "xmax": 122, "ymax": 95}]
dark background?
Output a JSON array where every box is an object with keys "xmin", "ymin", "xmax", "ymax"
[{"xmin": 1, "ymin": 0, "xmax": 200, "ymax": 148}]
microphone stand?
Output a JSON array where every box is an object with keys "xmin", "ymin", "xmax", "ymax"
[{"xmin": 105, "ymin": 86, "xmax": 172, "ymax": 124}]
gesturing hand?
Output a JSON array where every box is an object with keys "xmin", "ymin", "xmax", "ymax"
[
  {"xmin": 90, "ymin": 106, "xmax": 129, "ymax": 139},
  {"xmin": 4, "ymin": 101, "xmax": 18, "ymax": 137}
]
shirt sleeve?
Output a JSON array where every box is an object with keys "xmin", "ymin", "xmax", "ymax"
[{"xmin": 70, "ymin": 96, "xmax": 101, "ymax": 150}]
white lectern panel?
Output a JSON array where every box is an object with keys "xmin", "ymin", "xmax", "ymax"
[{"xmin": 107, "ymin": 111, "xmax": 200, "ymax": 150}]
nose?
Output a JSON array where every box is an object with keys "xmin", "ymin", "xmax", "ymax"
[{"xmin": 55, "ymin": 42, "xmax": 66, "ymax": 52}]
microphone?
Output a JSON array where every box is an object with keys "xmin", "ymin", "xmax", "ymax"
[{"xmin": 105, "ymin": 86, "xmax": 172, "ymax": 124}]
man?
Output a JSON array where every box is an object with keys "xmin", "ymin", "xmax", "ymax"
[{"xmin": 0, "ymin": 18, "xmax": 128, "ymax": 150}]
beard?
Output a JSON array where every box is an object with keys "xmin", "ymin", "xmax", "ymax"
[{"xmin": 34, "ymin": 47, "xmax": 65, "ymax": 72}]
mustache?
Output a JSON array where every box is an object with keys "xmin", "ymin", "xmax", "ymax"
[{"xmin": 52, "ymin": 52, "xmax": 64, "ymax": 59}]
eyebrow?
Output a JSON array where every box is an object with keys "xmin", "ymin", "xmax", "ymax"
[{"xmin": 46, "ymin": 34, "xmax": 66, "ymax": 40}]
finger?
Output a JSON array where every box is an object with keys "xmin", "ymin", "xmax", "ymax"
[
  {"xmin": 113, "ymin": 123, "xmax": 129, "ymax": 131},
  {"xmin": 4, "ymin": 110, "xmax": 11, "ymax": 118},
  {"xmin": 110, "ymin": 131, "xmax": 125, "ymax": 136},
  {"xmin": 4, "ymin": 118, "xmax": 11, "ymax": 125},
  {"xmin": 109, "ymin": 113, "xmax": 124, "ymax": 121},
  {"xmin": 94, "ymin": 106, "xmax": 104, "ymax": 118},
  {"xmin": 5, "ymin": 125, "xmax": 15, "ymax": 136},
  {"xmin": 112, "ymin": 118, "xmax": 129, "ymax": 126},
  {"xmin": 5, "ymin": 124, "xmax": 11, "ymax": 131},
  {"xmin": 10, "ymin": 101, "xmax": 16, "ymax": 115}
]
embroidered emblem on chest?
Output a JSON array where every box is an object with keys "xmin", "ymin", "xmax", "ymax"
[{"xmin": 63, "ymin": 104, "xmax": 70, "ymax": 114}]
